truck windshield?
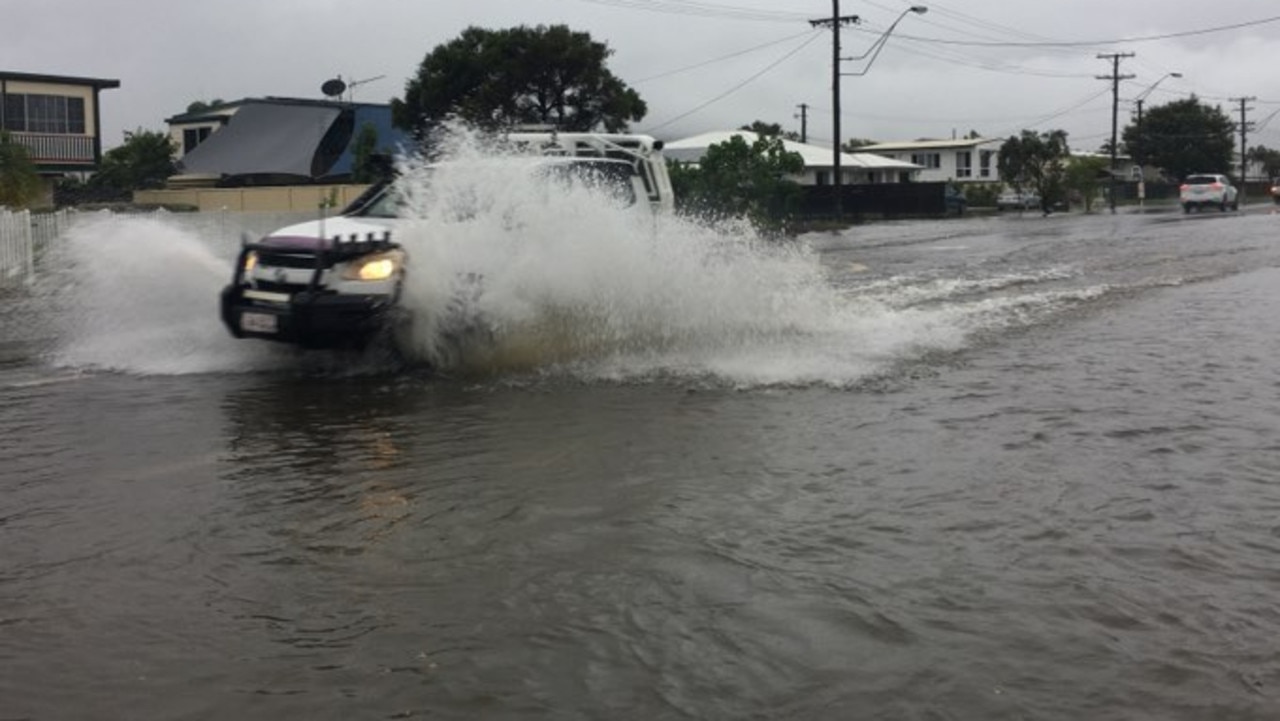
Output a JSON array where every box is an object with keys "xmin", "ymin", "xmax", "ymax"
[
  {"xmin": 349, "ymin": 159, "xmax": 638, "ymax": 219},
  {"xmin": 353, "ymin": 185, "xmax": 403, "ymax": 218}
]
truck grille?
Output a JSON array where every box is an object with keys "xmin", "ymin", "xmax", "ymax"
[
  {"xmin": 259, "ymin": 252, "xmax": 327, "ymax": 269},
  {"xmin": 252, "ymin": 280, "xmax": 309, "ymax": 294}
]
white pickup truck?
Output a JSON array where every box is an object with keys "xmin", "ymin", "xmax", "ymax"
[{"xmin": 219, "ymin": 132, "xmax": 673, "ymax": 349}]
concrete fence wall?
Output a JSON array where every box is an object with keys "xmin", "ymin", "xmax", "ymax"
[{"xmin": 134, "ymin": 184, "xmax": 373, "ymax": 213}]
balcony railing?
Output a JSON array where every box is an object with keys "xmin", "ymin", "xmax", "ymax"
[{"xmin": 10, "ymin": 132, "xmax": 95, "ymax": 164}]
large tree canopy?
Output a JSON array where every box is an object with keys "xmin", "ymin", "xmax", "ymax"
[
  {"xmin": 392, "ymin": 24, "xmax": 646, "ymax": 137},
  {"xmin": 1122, "ymin": 96, "xmax": 1234, "ymax": 181},
  {"xmin": 1248, "ymin": 145, "xmax": 1280, "ymax": 180},
  {"xmin": 998, "ymin": 129, "xmax": 1069, "ymax": 210},
  {"xmin": 88, "ymin": 129, "xmax": 176, "ymax": 199}
]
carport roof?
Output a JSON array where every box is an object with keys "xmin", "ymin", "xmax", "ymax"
[{"xmin": 176, "ymin": 101, "xmax": 343, "ymax": 180}]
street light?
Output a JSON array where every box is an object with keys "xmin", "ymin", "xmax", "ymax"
[
  {"xmin": 1134, "ymin": 72, "xmax": 1181, "ymax": 206},
  {"xmin": 842, "ymin": 6, "xmax": 929, "ymax": 73},
  {"xmin": 824, "ymin": 4, "xmax": 927, "ymax": 221}
]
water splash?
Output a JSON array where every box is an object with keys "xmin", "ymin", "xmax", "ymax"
[
  {"xmin": 379, "ymin": 135, "xmax": 862, "ymax": 382},
  {"xmin": 32, "ymin": 132, "xmax": 1099, "ymax": 387},
  {"xmin": 46, "ymin": 212, "xmax": 286, "ymax": 375}
]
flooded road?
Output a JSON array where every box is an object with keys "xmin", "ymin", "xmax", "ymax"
[{"xmin": 3, "ymin": 206, "xmax": 1280, "ymax": 719}]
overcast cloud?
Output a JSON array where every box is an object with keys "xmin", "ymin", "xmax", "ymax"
[{"xmin": 7, "ymin": 0, "xmax": 1280, "ymax": 152}]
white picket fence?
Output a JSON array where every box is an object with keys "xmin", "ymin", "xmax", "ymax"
[{"xmin": 0, "ymin": 209, "xmax": 72, "ymax": 284}]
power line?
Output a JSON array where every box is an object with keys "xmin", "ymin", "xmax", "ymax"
[
  {"xmin": 640, "ymin": 32, "xmax": 822, "ymax": 133},
  {"xmin": 634, "ymin": 30, "xmax": 819, "ymax": 83},
  {"xmin": 881, "ymin": 35, "xmax": 1097, "ymax": 78},
  {"xmin": 991, "ymin": 87, "xmax": 1113, "ymax": 138},
  {"xmin": 807, "ymin": 98, "xmax": 1109, "ymax": 129},
  {"xmin": 577, "ymin": 0, "xmax": 806, "ymax": 22},
  {"xmin": 890, "ymin": 0, "xmax": 1072, "ymax": 46},
  {"xmin": 879, "ymin": 14, "xmax": 1280, "ymax": 48},
  {"xmin": 869, "ymin": 0, "xmax": 1101, "ymax": 57},
  {"xmin": 1254, "ymin": 106, "xmax": 1280, "ymax": 134}
]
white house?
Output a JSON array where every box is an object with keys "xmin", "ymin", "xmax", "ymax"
[
  {"xmin": 859, "ymin": 138, "xmax": 1003, "ymax": 184},
  {"xmin": 664, "ymin": 130, "xmax": 922, "ymax": 185}
]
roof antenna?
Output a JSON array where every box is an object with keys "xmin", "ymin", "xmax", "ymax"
[{"xmin": 345, "ymin": 75, "xmax": 386, "ymax": 102}]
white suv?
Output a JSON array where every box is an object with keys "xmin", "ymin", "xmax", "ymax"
[{"xmin": 1180, "ymin": 173, "xmax": 1239, "ymax": 213}]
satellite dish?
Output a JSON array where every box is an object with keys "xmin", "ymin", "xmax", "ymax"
[{"xmin": 321, "ymin": 78, "xmax": 347, "ymax": 99}]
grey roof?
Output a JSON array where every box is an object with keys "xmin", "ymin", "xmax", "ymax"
[{"xmin": 176, "ymin": 102, "xmax": 342, "ymax": 179}]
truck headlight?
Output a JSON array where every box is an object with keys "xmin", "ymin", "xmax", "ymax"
[
  {"xmin": 243, "ymin": 251, "xmax": 258, "ymax": 274},
  {"xmin": 342, "ymin": 251, "xmax": 402, "ymax": 281}
]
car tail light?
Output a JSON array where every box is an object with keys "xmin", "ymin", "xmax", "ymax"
[
  {"xmin": 1211, "ymin": 182, "xmax": 1223, "ymax": 189},
  {"xmin": 1179, "ymin": 184, "xmax": 1189, "ymax": 191}
]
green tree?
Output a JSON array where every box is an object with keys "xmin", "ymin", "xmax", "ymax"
[
  {"xmin": 669, "ymin": 133, "xmax": 805, "ymax": 232},
  {"xmin": 393, "ymin": 25, "xmax": 645, "ymax": 136},
  {"xmin": 1063, "ymin": 155, "xmax": 1109, "ymax": 213},
  {"xmin": 90, "ymin": 129, "xmax": 176, "ymax": 197},
  {"xmin": 1247, "ymin": 145, "xmax": 1280, "ymax": 180},
  {"xmin": 185, "ymin": 99, "xmax": 225, "ymax": 114},
  {"xmin": 0, "ymin": 131, "xmax": 43, "ymax": 209},
  {"xmin": 998, "ymin": 129, "xmax": 1069, "ymax": 211},
  {"xmin": 1121, "ymin": 96, "xmax": 1234, "ymax": 181},
  {"xmin": 740, "ymin": 120, "xmax": 800, "ymax": 142}
]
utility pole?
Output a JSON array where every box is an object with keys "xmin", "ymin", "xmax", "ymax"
[
  {"xmin": 810, "ymin": 2, "xmax": 860, "ymax": 221},
  {"xmin": 1097, "ymin": 52, "xmax": 1135, "ymax": 214},
  {"xmin": 795, "ymin": 103, "xmax": 809, "ymax": 144},
  {"xmin": 1231, "ymin": 96, "xmax": 1256, "ymax": 205}
]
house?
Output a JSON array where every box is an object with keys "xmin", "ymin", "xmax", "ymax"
[
  {"xmin": 1, "ymin": 70, "xmax": 120, "ymax": 202},
  {"xmin": 163, "ymin": 97, "xmax": 408, "ymax": 187},
  {"xmin": 859, "ymin": 137, "xmax": 1003, "ymax": 184},
  {"xmin": 1071, "ymin": 150, "xmax": 1143, "ymax": 181},
  {"xmin": 664, "ymin": 130, "xmax": 922, "ymax": 185}
]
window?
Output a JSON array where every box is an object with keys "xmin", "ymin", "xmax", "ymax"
[
  {"xmin": 183, "ymin": 126, "xmax": 212, "ymax": 153},
  {"xmin": 956, "ymin": 151, "xmax": 972, "ymax": 178},
  {"xmin": 911, "ymin": 152, "xmax": 941, "ymax": 169},
  {"xmin": 1, "ymin": 93, "xmax": 85, "ymax": 134},
  {"xmin": 979, "ymin": 150, "xmax": 993, "ymax": 178},
  {"xmin": 2, "ymin": 94, "xmax": 25, "ymax": 131},
  {"xmin": 815, "ymin": 170, "xmax": 829, "ymax": 186}
]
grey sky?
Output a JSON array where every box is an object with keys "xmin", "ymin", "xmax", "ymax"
[{"xmin": 7, "ymin": 0, "xmax": 1280, "ymax": 151}]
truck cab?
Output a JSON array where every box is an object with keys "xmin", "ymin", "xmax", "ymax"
[{"xmin": 219, "ymin": 132, "xmax": 673, "ymax": 350}]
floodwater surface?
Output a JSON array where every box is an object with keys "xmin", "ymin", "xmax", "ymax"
[{"xmin": 3, "ymin": 198, "xmax": 1280, "ymax": 720}]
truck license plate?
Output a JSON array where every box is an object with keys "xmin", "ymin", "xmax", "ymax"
[{"xmin": 241, "ymin": 311, "xmax": 278, "ymax": 334}]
